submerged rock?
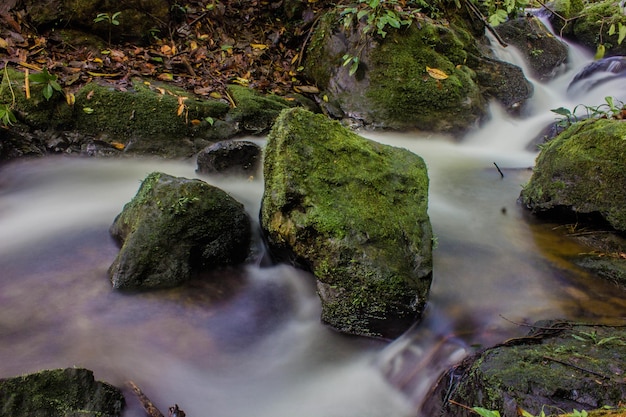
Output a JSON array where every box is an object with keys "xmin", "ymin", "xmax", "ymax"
[
  {"xmin": 422, "ymin": 321, "xmax": 626, "ymax": 417},
  {"xmin": 109, "ymin": 172, "xmax": 251, "ymax": 289},
  {"xmin": 520, "ymin": 119, "xmax": 626, "ymax": 232},
  {"xmin": 261, "ymin": 108, "xmax": 433, "ymax": 338},
  {"xmin": 0, "ymin": 367, "xmax": 125, "ymax": 417}
]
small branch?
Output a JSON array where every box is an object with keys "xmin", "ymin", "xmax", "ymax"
[
  {"xmin": 463, "ymin": 0, "xmax": 508, "ymax": 47},
  {"xmin": 126, "ymin": 381, "xmax": 166, "ymax": 417},
  {"xmin": 542, "ymin": 356, "xmax": 624, "ymax": 383},
  {"xmin": 493, "ymin": 162, "xmax": 504, "ymax": 179}
]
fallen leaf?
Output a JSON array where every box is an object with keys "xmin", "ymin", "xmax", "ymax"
[
  {"xmin": 426, "ymin": 66, "xmax": 449, "ymax": 80},
  {"xmin": 111, "ymin": 141, "xmax": 125, "ymax": 150}
]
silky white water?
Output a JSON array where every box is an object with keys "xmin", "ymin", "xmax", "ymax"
[{"xmin": 2, "ymin": 33, "xmax": 626, "ymax": 417}]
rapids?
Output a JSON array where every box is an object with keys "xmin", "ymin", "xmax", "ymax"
[{"xmin": 2, "ymin": 31, "xmax": 626, "ymax": 417}]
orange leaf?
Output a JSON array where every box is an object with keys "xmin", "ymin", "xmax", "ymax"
[{"xmin": 426, "ymin": 66, "xmax": 449, "ymax": 80}]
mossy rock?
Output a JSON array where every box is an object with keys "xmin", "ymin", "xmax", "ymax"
[
  {"xmin": 109, "ymin": 172, "xmax": 251, "ymax": 289},
  {"xmin": 305, "ymin": 12, "xmax": 487, "ymax": 133},
  {"xmin": 520, "ymin": 118, "xmax": 626, "ymax": 232},
  {"xmin": 225, "ymin": 84, "xmax": 293, "ymax": 134},
  {"xmin": 552, "ymin": 1, "xmax": 626, "ymax": 57},
  {"xmin": 73, "ymin": 80, "xmax": 229, "ymax": 157},
  {"xmin": 423, "ymin": 322, "xmax": 626, "ymax": 417},
  {"xmin": 261, "ymin": 108, "xmax": 433, "ymax": 338},
  {"xmin": 0, "ymin": 367, "xmax": 124, "ymax": 417},
  {"xmin": 494, "ymin": 16, "xmax": 568, "ymax": 81},
  {"xmin": 0, "ymin": 68, "xmax": 74, "ymax": 130}
]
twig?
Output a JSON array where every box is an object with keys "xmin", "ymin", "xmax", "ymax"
[
  {"xmin": 542, "ymin": 356, "xmax": 625, "ymax": 383},
  {"xmin": 463, "ymin": 0, "xmax": 508, "ymax": 47},
  {"xmin": 493, "ymin": 162, "xmax": 504, "ymax": 179},
  {"xmin": 126, "ymin": 380, "xmax": 166, "ymax": 417}
]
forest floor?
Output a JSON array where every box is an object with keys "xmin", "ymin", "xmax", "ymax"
[{"xmin": 0, "ymin": 0, "xmax": 323, "ymax": 101}]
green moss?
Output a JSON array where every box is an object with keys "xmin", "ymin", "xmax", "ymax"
[
  {"xmin": 367, "ymin": 22, "xmax": 484, "ymax": 131},
  {"xmin": 572, "ymin": 2, "xmax": 626, "ymax": 52},
  {"xmin": 521, "ymin": 118, "xmax": 626, "ymax": 231},
  {"xmin": 226, "ymin": 84, "xmax": 292, "ymax": 132},
  {"xmin": 74, "ymin": 80, "xmax": 229, "ymax": 139},
  {"xmin": 451, "ymin": 325, "xmax": 626, "ymax": 415},
  {"xmin": 262, "ymin": 108, "xmax": 433, "ymax": 337}
]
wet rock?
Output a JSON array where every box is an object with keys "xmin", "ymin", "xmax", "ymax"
[
  {"xmin": 470, "ymin": 55, "xmax": 534, "ymax": 116},
  {"xmin": 551, "ymin": 0, "xmax": 626, "ymax": 57},
  {"xmin": 568, "ymin": 56, "xmax": 626, "ymax": 96},
  {"xmin": 261, "ymin": 108, "xmax": 433, "ymax": 338},
  {"xmin": 109, "ymin": 172, "xmax": 251, "ymax": 289},
  {"xmin": 196, "ymin": 140, "xmax": 261, "ymax": 176},
  {"xmin": 520, "ymin": 118, "xmax": 626, "ymax": 232},
  {"xmin": 0, "ymin": 367, "xmax": 125, "ymax": 417},
  {"xmin": 422, "ymin": 322, "xmax": 626, "ymax": 417},
  {"xmin": 495, "ymin": 16, "xmax": 569, "ymax": 82},
  {"xmin": 304, "ymin": 11, "xmax": 488, "ymax": 134}
]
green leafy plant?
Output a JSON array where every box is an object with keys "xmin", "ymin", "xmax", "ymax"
[
  {"xmin": 94, "ymin": 11, "xmax": 122, "ymax": 45},
  {"xmin": 339, "ymin": 0, "xmax": 418, "ymax": 39},
  {"xmin": 475, "ymin": 0, "xmax": 530, "ymax": 27},
  {"xmin": 0, "ymin": 103, "xmax": 16, "ymax": 126},
  {"xmin": 551, "ymin": 96, "xmax": 626, "ymax": 129},
  {"xmin": 572, "ymin": 330, "xmax": 624, "ymax": 346},
  {"xmin": 28, "ymin": 67, "xmax": 62, "ymax": 101}
]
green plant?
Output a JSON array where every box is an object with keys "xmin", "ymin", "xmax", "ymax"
[
  {"xmin": 170, "ymin": 196, "xmax": 200, "ymax": 215},
  {"xmin": 93, "ymin": 11, "xmax": 121, "ymax": 45},
  {"xmin": 0, "ymin": 103, "xmax": 16, "ymax": 126},
  {"xmin": 28, "ymin": 67, "xmax": 62, "ymax": 101},
  {"xmin": 475, "ymin": 0, "xmax": 530, "ymax": 27},
  {"xmin": 571, "ymin": 330, "xmax": 625, "ymax": 346},
  {"xmin": 339, "ymin": 0, "xmax": 418, "ymax": 39},
  {"xmin": 0, "ymin": 66, "xmax": 17, "ymax": 127},
  {"xmin": 551, "ymin": 96, "xmax": 626, "ymax": 128}
]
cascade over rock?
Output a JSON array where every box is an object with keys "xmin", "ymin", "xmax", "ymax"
[
  {"xmin": 495, "ymin": 16, "xmax": 569, "ymax": 81},
  {"xmin": 109, "ymin": 172, "xmax": 251, "ymax": 289},
  {"xmin": 260, "ymin": 108, "xmax": 433, "ymax": 338},
  {"xmin": 520, "ymin": 118, "xmax": 626, "ymax": 232}
]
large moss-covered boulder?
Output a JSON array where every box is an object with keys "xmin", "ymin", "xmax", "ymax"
[
  {"xmin": 422, "ymin": 322, "xmax": 626, "ymax": 417},
  {"xmin": 520, "ymin": 119, "xmax": 626, "ymax": 232},
  {"xmin": 0, "ymin": 368, "xmax": 125, "ymax": 417},
  {"xmin": 261, "ymin": 108, "xmax": 433, "ymax": 338},
  {"xmin": 109, "ymin": 172, "xmax": 251, "ymax": 289},
  {"xmin": 304, "ymin": 12, "xmax": 488, "ymax": 133}
]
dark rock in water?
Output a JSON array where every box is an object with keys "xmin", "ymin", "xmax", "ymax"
[
  {"xmin": 495, "ymin": 16, "xmax": 569, "ymax": 82},
  {"xmin": 196, "ymin": 140, "xmax": 261, "ymax": 176},
  {"xmin": 568, "ymin": 56, "xmax": 626, "ymax": 94},
  {"xmin": 261, "ymin": 108, "xmax": 433, "ymax": 339},
  {"xmin": 0, "ymin": 367, "xmax": 125, "ymax": 417},
  {"xmin": 109, "ymin": 172, "xmax": 251, "ymax": 289},
  {"xmin": 422, "ymin": 321, "xmax": 626, "ymax": 417}
]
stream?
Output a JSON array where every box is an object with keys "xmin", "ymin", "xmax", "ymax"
[{"xmin": 2, "ymin": 30, "xmax": 626, "ymax": 417}]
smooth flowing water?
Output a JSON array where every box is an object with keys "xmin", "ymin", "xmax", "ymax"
[{"xmin": 2, "ymin": 35, "xmax": 626, "ymax": 417}]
